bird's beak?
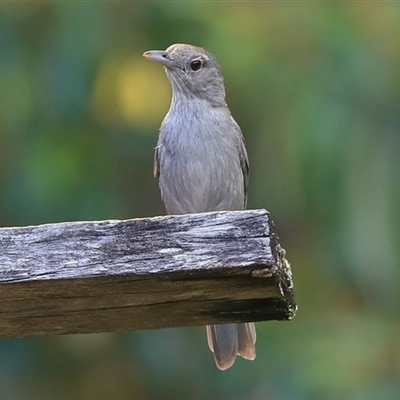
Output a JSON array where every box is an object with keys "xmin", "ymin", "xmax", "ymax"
[{"xmin": 143, "ymin": 50, "xmax": 176, "ymax": 69}]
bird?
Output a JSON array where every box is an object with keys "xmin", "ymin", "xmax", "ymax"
[{"xmin": 143, "ymin": 43, "xmax": 256, "ymax": 370}]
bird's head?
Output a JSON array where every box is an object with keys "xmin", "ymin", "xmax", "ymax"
[{"xmin": 143, "ymin": 43, "xmax": 226, "ymax": 107}]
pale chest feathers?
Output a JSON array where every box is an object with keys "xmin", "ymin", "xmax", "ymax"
[{"xmin": 155, "ymin": 100, "xmax": 247, "ymax": 214}]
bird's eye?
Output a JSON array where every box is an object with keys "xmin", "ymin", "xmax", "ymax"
[{"xmin": 190, "ymin": 59, "xmax": 202, "ymax": 71}]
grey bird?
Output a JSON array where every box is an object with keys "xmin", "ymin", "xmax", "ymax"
[{"xmin": 143, "ymin": 43, "xmax": 256, "ymax": 370}]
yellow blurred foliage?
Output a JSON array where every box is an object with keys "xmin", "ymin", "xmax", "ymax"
[{"xmin": 92, "ymin": 55, "xmax": 170, "ymax": 129}]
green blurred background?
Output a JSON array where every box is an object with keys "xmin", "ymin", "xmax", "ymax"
[{"xmin": 1, "ymin": 2, "xmax": 400, "ymax": 399}]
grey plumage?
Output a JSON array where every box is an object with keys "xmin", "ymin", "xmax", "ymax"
[{"xmin": 143, "ymin": 43, "xmax": 256, "ymax": 370}]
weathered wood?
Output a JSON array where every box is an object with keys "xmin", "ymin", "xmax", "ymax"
[{"xmin": 0, "ymin": 209, "xmax": 296, "ymax": 338}]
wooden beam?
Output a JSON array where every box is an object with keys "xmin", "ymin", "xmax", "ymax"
[{"xmin": 0, "ymin": 209, "xmax": 296, "ymax": 338}]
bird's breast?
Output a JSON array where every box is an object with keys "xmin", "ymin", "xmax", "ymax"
[{"xmin": 157, "ymin": 104, "xmax": 245, "ymax": 214}]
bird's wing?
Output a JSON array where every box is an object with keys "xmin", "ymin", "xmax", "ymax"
[
  {"xmin": 153, "ymin": 143, "xmax": 161, "ymax": 178},
  {"xmin": 231, "ymin": 117, "xmax": 250, "ymax": 208}
]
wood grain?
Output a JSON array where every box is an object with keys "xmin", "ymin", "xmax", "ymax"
[{"xmin": 0, "ymin": 209, "xmax": 296, "ymax": 338}]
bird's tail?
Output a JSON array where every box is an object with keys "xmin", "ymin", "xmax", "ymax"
[{"xmin": 206, "ymin": 323, "xmax": 256, "ymax": 370}]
